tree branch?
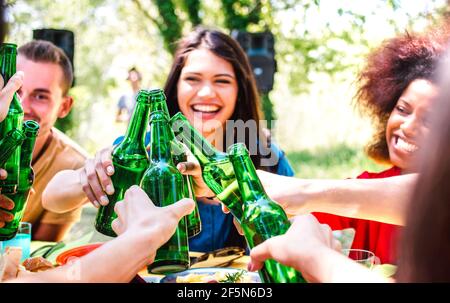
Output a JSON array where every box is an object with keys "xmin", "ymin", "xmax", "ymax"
[
  {"xmin": 181, "ymin": 0, "xmax": 202, "ymax": 26},
  {"xmin": 131, "ymin": 0, "xmax": 163, "ymax": 33}
]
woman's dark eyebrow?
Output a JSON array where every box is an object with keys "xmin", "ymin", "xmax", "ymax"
[
  {"xmin": 214, "ymin": 73, "xmax": 235, "ymax": 78},
  {"xmin": 182, "ymin": 72, "xmax": 201, "ymax": 76},
  {"xmin": 181, "ymin": 71, "xmax": 235, "ymax": 79}
]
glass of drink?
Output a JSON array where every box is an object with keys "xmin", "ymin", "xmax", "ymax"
[
  {"xmin": 342, "ymin": 249, "xmax": 380, "ymax": 269},
  {"xmin": 1, "ymin": 222, "xmax": 32, "ymax": 261}
]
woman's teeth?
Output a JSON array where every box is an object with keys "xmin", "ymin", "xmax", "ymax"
[
  {"xmin": 397, "ymin": 137, "xmax": 418, "ymax": 153},
  {"xmin": 192, "ymin": 104, "xmax": 220, "ymax": 113}
]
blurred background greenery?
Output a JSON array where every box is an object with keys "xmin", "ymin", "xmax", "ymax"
[{"xmin": 4, "ymin": 0, "xmax": 448, "ymax": 179}]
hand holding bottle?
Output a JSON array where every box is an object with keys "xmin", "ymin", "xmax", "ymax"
[
  {"xmin": 0, "ymin": 72, "xmax": 24, "ymax": 183},
  {"xmin": 247, "ymin": 214, "xmax": 342, "ymax": 282},
  {"xmin": 79, "ymin": 146, "xmax": 115, "ymax": 207},
  {"xmin": 0, "ymin": 194, "xmax": 14, "ymax": 228},
  {"xmin": 112, "ymin": 185, "xmax": 195, "ymax": 238},
  {"xmin": 0, "ymin": 72, "xmax": 24, "ymax": 122},
  {"xmin": 112, "ymin": 185, "xmax": 195, "ymax": 241},
  {"xmin": 176, "ymin": 157, "xmax": 215, "ymax": 198},
  {"xmin": 256, "ymin": 169, "xmax": 311, "ymax": 215},
  {"xmin": 0, "ymin": 71, "xmax": 24, "ymax": 226}
]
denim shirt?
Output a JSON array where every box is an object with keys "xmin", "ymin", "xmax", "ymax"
[{"xmin": 113, "ymin": 134, "xmax": 295, "ymax": 252}]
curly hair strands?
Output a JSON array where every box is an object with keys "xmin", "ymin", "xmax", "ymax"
[{"xmin": 355, "ymin": 25, "xmax": 450, "ymax": 164}]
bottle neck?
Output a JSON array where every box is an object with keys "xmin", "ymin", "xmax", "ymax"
[
  {"xmin": 20, "ymin": 121, "xmax": 39, "ymax": 169},
  {"xmin": 171, "ymin": 113, "xmax": 227, "ymax": 166},
  {"xmin": 0, "ymin": 129, "xmax": 25, "ymax": 166},
  {"xmin": 20, "ymin": 134, "xmax": 37, "ymax": 169},
  {"xmin": 230, "ymin": 150, "xmax": 268, "ymax": 203},
  {"xmin": 149, "ymin": 89, "xmax": 170, "ymax": 118},
  {"xmin": 1, "ymin": 45, "xmax": 22, "ymax": 112},
  {"xmin": 123, "ymin": 99, "xmax": 150, "ymax": 145},
  {"xmin": 150, "ymin": 99, "xmax": 170, "ymax": 117},
  {"xmin": 1, "ymin": 46, "xmax": 16, "ymax": 82},
  {"xmin": 150, "ymin": 119, "xmax": 175, "ymax": 164}
]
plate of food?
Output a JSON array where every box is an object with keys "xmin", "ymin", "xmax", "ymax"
[
  {"xmin": 55, "ymin": 243, "xmax": 104, "ymax": 266},
  {"xmin": 158, "ymin": 267, "xmax": 261, "ymax": 283}
]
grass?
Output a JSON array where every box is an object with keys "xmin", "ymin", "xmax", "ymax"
[{"xmin": 286, "ymin": 143, "xmax": 388, "ymax": 179}]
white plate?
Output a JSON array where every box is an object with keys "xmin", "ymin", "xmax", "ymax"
[
  {"xmin": 142, "ymin": 275, "xmax": 163, "ymax": 283},
  {"xmin": 159, "ymin": 267, "xmax": 261, "ymax": 283}
]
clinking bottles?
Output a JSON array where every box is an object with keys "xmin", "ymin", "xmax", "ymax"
[
  {"xmin": 149, "ymin": 89, "xmax": 201, "ymax": 237},
  {"xmin": 228, "ymin": 143, "xmax": 306, "ymax": 283},
  {"xmin": 0, "ymin": 43, "xmax": 24, "ymax": 194},
  {"xmin": 95, "ymin": 90, "xmax": 151, "ymax": 237},
  {"xmin": 142, "ymin": 111, "xmax": 189, "ymax": 274},
  {"xmin": 170, "ymin": 112, "xmax": 243, "ymax": 222},
  {"xmin": 0, "ymin": 129, "xmax": 26, "ymax": 168},
  {"xmin": 0, "ymin": 120, "xmax": 39, "ymax": 240}
]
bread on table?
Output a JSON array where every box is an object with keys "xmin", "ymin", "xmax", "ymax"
[{"xmin": 22, "ymin": 256, "xmax": 54, "ymax": 272}]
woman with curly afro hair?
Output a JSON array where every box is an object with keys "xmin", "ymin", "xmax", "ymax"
[{"xmin": 312, "ymin": 24, "xmax": 450, "ymax": 265}]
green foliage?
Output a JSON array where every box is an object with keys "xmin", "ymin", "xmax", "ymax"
[
  {"xmin": 181, "ymin": 0, "xmax": 202, "ymax": 26},
  {"xmin": 7, "ymin": 0, "xmax": 449, "ymax": 154},
  {"xmin": 54, "ymin": 110, "xmax": 75, "ymax": 134},
  {"xmin": 221, "ymin": 0, "xmax": 263, "ymax": 30},
  {"xmin": 132, "ymin": 0, "xmax": 183, "ymax": 55},
  {"xmin": 386, "ymin": 0, "xmax": 401, "ymax": 10},
  {"xmin": 219, "ymin": 270, "xmax": 246, "ymax": 283},
  {"xmin": 286, "ymin": 143, "xmax": 387, "ymax": 179},
  {"xmin": 261, "ymin": 93, "xmax": 275, "ymax": 128},
  {"xmin": 154, "ymin": 0, "xmax": 183, "ymax": 54}
]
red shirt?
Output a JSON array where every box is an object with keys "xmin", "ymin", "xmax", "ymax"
[{"xmin": 313, "ymin": 166, "xmax": 402, "ymax": 264}]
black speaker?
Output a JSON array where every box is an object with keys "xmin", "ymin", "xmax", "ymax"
[
  {"xmin": 32, "ymin": 28, "xmax": 75, "ymax": 87},
  {"xmin": 232, "ymin": 30, "xmax": 276, "ymax": 94}
]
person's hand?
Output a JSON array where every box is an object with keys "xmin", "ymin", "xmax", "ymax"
[
  {"xmin": 257, "ymin": 170, "xmax": 309, "ymax": 215},
  {"xmin": 232, "ymin": 216, "xmax": 244, "ymax": 235},
  {"xmin": 257, "ymin": 170, "xmax": 295, "ymax": 204},
  {"xmin": 221, "ymin": 205, "xmax": 244, "ymax": 235},
  {"xmin": 176, "ymin": 149, "xmax": 243, "ymax": 234},
  {"xmin": 0, "ymin": 168, "xmax": 7, "ymax": 181},
  {"xmin": 79, "ymin": 146, "xmax": 115, "ymax": 208},
  {"xmin": 176, "ymin": 158, "xmax": 215, "ymax": 198},
  {"xmin": 0, "ymin": 195, "xmax": 15, "ymax": 228},
  {"xmin": 0, "ymin": 70, "xmax": 22, "ymax": 194},
  {"xmin": 111, "ymin": 185, "xmax": 195, "ymax": 262},
  {"xmin": 247, "ymin": 214, "xmax": 341, "ymax": 282},
  {"xmin": 0, "ymin": 72, "xmax": 24, "ymax": 122},
  {"xmin": 0, "ymin": 72, "xmax": 23, "ymax": 219}
]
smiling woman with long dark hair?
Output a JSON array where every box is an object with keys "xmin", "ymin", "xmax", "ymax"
[
  {"xmin": 162, "ymin": 27, "xmax": 294, "ymax": 252},
  {"xmin": 40, "ymin": 26, "xmax": 295, "ymax": 253}
]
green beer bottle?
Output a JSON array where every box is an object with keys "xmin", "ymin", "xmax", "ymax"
[
  {"xmin": 95, "ymin": 90, "xmax": 151, "ymax": 237},
  {"xmin": 142, "ymin": 111, "xmax": 189, "ymax": 274},
  {"xmin": 0, "ymin": 120, "xmax": 39, "ymax": 241},
  {"xmin": 182, "ymin": 164, "xmax": 202, "ymax": 237},
  {"xmin": 0, "ymin": 129, "xmax": 26, "ymax": 168},
  {"xmin": 171, "ymin": 112, "xmax": 243, "ymax": 222},
  {"xmin": 228, "ymin": 143, "xmax": 306, "ymax": 283},
  {"xmin": 0, "ymin": 43, "xmax": 24, "ymax": 194},
  {"xmin": 149, "ymin": 89, "xmax": 201, "ymax": 237}
]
